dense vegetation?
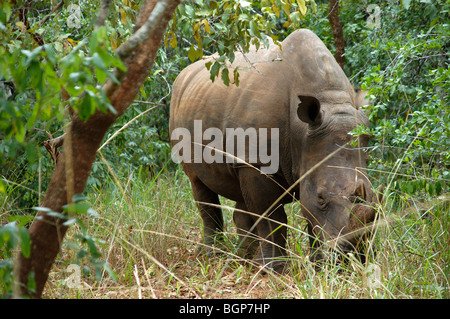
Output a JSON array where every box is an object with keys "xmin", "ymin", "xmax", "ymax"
[{"xmin": 1, "ymin": 0, "xmax": 448, "ymax": 298}]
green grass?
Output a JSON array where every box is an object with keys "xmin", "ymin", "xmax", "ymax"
[{"xmin": 39, "ymin": 163, "xmax": 449, "ymax": 299}]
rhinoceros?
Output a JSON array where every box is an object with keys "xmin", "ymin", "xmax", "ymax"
[{"xmin": 169, "ymin": 29, "xmax": 378, "ymax": 271}]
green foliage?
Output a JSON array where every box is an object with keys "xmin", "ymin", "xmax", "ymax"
[
  {"xmin": 342, "ymin": 0, "xmax": 449, "ymax": 199},
  {"xmin": 0, "ymin": 1, "xmax": 122, "ymax": 137},
  {"xmin": 167, "ymin": 0, "xmax": 312, "ymax": 84},
  {"xmin": 33, "ymin": 195, "xmax": 117, "ymax": 282},
  {"xmin": 97, "ymin": 46, "xmax": 181, "ymax": 183},
  {"xmin": 0, "ymin": 0, "xmax": 122, "ymax": 295},
  {"xmin": 0, "ymin": 220, "xmax": 34, "ymax": 297},
  {"xmin": 0, "ymin": 1, "xmax": 124, "ymax": 209}
]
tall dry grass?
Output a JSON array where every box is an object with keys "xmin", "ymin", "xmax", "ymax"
[{"xmin": 42, "ymin": 161, "xmax": 449, "ymax": 299}]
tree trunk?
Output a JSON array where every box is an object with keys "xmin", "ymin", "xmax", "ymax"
[
  {"xmin": 328, "ymin": 0, "xmax": 345, "ymax": 69},
  {"xmin": 17, "ymin": 0, "xmax": 180, "ymax": 298}
]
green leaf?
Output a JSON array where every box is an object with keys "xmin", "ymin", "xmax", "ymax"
[
  {"xmin": 78, "ymin": 94, "xmax": 95, "ymax": 121},
  {"xmin": 45, "ymin": 211, "xmax": 68, "ymax": 220},
  {"xmin": 63, "ymin": 218, "xmax": 79, "ymax": 226},
  {"xmin": 13, "ymin": 119, "xmax": 25, "ymax": 143},
  {"xmin": 27, "ymin": 272, "xmax": 36, "ymax": 293},
  {"xmin": 32, "ymin": 206, "xmax": 53, "ymax": 213},
  {"xmin": 188, "ymin": 44, "xmax": 203, "ymax": 62},
  {"xmin": 297, "ymin": 0, "xmax": 307, "ymax": 16},
  {"xmin": 77, "ymin": 249, "xmax": 88, "ymax": 259},
  {"xmin": 221, "ymin": 67, "xmax": 230, "ymax": 86},
  {"xmin": 209, "ymin": 61, "xmax": 221, "ymax": 82},
  {"xmin": 401, "ymin": 0, "xmax": 411, "ymax": 9},
  {"xmin": 282, "ymin": 3, "xmax": 291, "ymax": 17},
  {"xmin": 97, "ymin": 47, "xmax": 126, "ymax": 72},
  {"xmin": 209, "ymin": 0, "xmax": 218, "ymax": 10},
  {"xmin": 290, "ymin": 11, "xmax": 301, "ymax": 27},
  {"xmin": 103, "ymin": 263, "xmax": 118, "ymax": 282},
  {"xmin": 0, "ymin": 2, "xmax": 12, "ymax": 24},
  {"xmin": 72, "ymin": 194, "xmax": 88, "ymax": 203},
  {"xmin": 188, "ymin": 44, "xmax": 197, "ymax": 62},
  {"xmin": 86, "ymin": 236, "xmax": 101, "ymax": 258},
  {"xmin": 95, "ymin": 66, "xmax": 107, "ymax": 84},
  {"xmin": 249, "ymin": 21, "xmax": 260, "ymax": 37},
  {"xmin": 233, "ymin": 67, "xmax": 240, "ymax": 86},
  {"xmin": 63, "ymin": 202, "xmax": 91, "ymax": 215},
  {"xmin": 216, "ymin": 55, "xmax": 226, "ymax": 63},
  {"xmin": 89, "ymin": 26, "xmax": 107, "ymax": 54},
  {"xmin": 184, "ymin": 4, "xmax": 195, "ymax": 19},
  {"xmin": 19, "ymin": 227, "xmax": 30, "ymax": 258},
  {"xmin": 21, "ymin": 46, "xmax": 44, "ymax": 66},
  {"xmin": 25, "ymin": 142, "xmax": 38, "ymax": 164}
]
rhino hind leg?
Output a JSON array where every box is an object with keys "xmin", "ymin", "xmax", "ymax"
[
  {"xmin": 238, "ymin": 168, "xmax": 288, "ymax": 272},
  {"xmin": 190, "ymin": 177, "xmax": 224, "ymax": 256},
  {"xmin": 233, "ymin": 202, "xmax": 258, "ymax": 259}
]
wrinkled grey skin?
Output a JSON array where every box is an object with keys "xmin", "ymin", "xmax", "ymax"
[{"xmin": 169, "ymin": 29, "xmax": 377, "ymax": 270}]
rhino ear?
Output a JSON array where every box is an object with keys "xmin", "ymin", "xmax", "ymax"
[
  {"xmin": 297, "ymin": 95, "xmax": 322, "ymax": 126},
  {"xmin": 354, "ymin": 87, "xmax": 370, "ymax": 109}
]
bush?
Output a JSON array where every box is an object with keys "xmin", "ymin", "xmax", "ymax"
[{"xmin": 343, "ymin": 0, "xmax": 449, "ymax": 199}]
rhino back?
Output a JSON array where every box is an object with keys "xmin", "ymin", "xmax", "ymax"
[
  {"xmin": 170, "ymin": 29, "xmax": 353, "ymax": 130},
  {"xmin": 170, "ymin": 46, "xmax": 289, "ymax": 132}
]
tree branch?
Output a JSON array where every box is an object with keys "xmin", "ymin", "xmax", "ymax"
[
  {"xmin": 38, "ymin": 0, "xmax": 64, "ymax": 27},
  {"xmin": 17, "ymin": 0, "xmax": 180, "ymax": 298},
  {"xmin": 94, "ymin": 0, "xmax": 112, "ymax": 28},
  {"xmin": 328, "ymin": 0, "xmax": 345, "ymax": 69},
  {"xmin": 115, "ymin": 0, "xmax": 174, "ymax": 60},
  {"xmin": 37, "ymin": 130, "xmax": 65, "ymax": 165}
]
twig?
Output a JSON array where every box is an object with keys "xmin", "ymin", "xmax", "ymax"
[
  {"xmin": 133, "ymin": 264, "xmax": 142, "ymax": 299},
  {"xmin": 34, "ymin": 128, "xmax": 66, "ymax": 164},
  {"xmin": 133, "ymin": 100, "xmax": 165, "ymax": 106},
  {"xmin": 98, "ymin": 104, "xmax": 160, "ymax": 151},
  {"xmin": 115, "ymin": 0, "xmax": 175, "ymax": 60},
  {"xmin": 43, "ymin": 133, "xmax": 65, "ymax": 164},
  {"xmin": 141, "ymin": 257, "xmax": 157, "ymax": 299},
  {"xmin": 94, "ymin": 0, "xmax": 112, "ymax": 28},
  {"xmin": 38, "ymin": 0, "xmax": 64, "ymax": 27}
]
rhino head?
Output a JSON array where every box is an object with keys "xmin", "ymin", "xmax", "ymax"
[{"xmin": 296, "ymin": 94, "xmax": 378, "ymax": 264}]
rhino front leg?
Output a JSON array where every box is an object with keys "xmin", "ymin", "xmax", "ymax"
[
  {"xmin": 190, "ymin": 177, "xmax": 224, "ymax": 255},
  {"xmin": 238, "ymin": 168, "xmax": 288, "ymax": 272}
]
